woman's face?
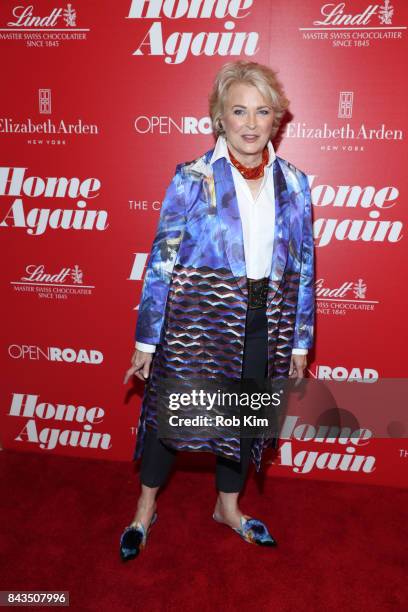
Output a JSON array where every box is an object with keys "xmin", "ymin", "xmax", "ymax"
[{"xmin": 220, "ymin": 81, "xmax": 275, "ymax": 166}]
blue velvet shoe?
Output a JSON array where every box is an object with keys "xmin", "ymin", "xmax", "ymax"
[
  {"xmin": 212, "ymin": 513, "xmax": 277, "ymax": 547},
  {"xmin": 119, "ymin": 512, "xmax": 158, "ymax": 561}
]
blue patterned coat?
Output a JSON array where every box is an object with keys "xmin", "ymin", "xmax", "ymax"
[{"xmin": 133, "ymin": 146, "xmax": 315, "ymax": 471}]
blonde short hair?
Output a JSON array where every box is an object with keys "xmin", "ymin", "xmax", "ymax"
[{"xmin": 209, "ymin": 60, "xmax": 290, "ymax": 140}]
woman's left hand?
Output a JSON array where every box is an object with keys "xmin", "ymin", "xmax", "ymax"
[{"xmin": 288, "ymin": 354, "xmax": 307, "ymax": 381}]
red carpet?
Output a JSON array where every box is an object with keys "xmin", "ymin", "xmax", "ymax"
[{"xmin": 1, "ymin": 448, "xmax": 407, "ymax": 611}]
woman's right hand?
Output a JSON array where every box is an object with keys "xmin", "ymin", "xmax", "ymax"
[{"xmin": 123, "ymin": 349, "xmax": 153, "ymax": 384}]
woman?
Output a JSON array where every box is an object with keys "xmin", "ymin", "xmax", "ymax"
[{"xmin": 121, "ymin": 60, "xmax": 315, "ymax": 559}]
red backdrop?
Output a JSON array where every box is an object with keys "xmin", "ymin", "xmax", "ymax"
[{"xmin": 1, "ymin": 0, "xmax": 407, "ymax": 487}]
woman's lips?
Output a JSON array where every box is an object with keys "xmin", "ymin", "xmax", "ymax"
[{"xmin": 242, "ymin": 135, "xmax": 259, "ymax": 142}]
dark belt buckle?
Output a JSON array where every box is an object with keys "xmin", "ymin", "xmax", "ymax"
[{"xmin": 247, "ymin": 277, "xmax": 269, "ymax": 309}]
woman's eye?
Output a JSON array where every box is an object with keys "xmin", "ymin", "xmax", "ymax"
[{"xmin": 232, "ymin": 109, "xmax": 270, "ymax": 116}]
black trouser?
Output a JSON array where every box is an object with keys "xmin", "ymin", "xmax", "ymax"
[{"xmin": 140, "ymin": 306, "xmax": 268, "ymax": 493}]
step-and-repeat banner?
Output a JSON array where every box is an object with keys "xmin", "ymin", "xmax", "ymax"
[{"xmin": 1, "ymin": 1, "xmax": 407, "ymax": 487}]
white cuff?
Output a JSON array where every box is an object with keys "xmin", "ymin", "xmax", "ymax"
[
  {"xmin": 135, "ymin": 341, "xmax": 156, "ymax": 353},
  {"xmin": 292, "ymin": 348, "xmax": 308, "ymax": 355}
]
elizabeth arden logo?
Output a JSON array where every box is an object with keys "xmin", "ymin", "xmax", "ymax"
[
  {"xmin": 286, "ymin": 90, "xmax": 404, "ymax": 152},
  {"xmin": 1, "ymin": 4, "xmax": 90, "ymax": 47},
  {"xmin": 11, "ymin": 264, "xmax": 95, "ymax": 300},
  {"xmin": 286, "ymin": 88, "xmax": 403, "ymax": 147},
  {"xmin": 39, "ymin": 88, "xmax": 51, "ymax": 114},
  {"xmin": 125, "ymin": 0, "xmax": 260, "ymax": 64},
  {"xmin": 315, "ymin": 278, "xmax": 379, "ymax": 316},
  {"xmin": 338, "ymin": 91, "xmax": 353, "ymax": 119},
  {"xmin": 0, "ymin": 90, "xmax": 99, "ymax": 145},
  {"xmin": 300, "ymin": 1, "xmax": 406, "ymax": 47}
]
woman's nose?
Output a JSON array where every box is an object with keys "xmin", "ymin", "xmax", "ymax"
[{"xmin": 246, "ymin": 113, "xmax": 257, "ymax": 129}]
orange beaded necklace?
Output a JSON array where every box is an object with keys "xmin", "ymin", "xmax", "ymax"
[{"xmin": 227, "ymin": 145, "xmax": 269, "ymax": 180}]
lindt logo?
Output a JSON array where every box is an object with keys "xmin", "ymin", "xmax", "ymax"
[
  {"xmin": 7, "ymin": 3, "xmax": 77, "ymax": 28},
  {"xmin": 21, "ymin": 264, "xmax": 83, "ymax": 285},
  {"xmin": 315, "ymin": 279, "xmax": 367, "ymax": 300},
  {"xmin": 313, "ymin": 2, "xmax": 394, "ymax": 27}
]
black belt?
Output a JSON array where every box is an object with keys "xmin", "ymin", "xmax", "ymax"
[{"xmin": 247, "ymin": 277, "xmax": 269, "ymax": 309}]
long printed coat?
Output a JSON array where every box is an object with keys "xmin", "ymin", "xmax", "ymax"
[{"xmin": 133, "ymin": 146, "xmax": 315, "ymax": 471}]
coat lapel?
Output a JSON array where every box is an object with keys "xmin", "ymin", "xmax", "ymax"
[
  {"xmin": 268, "ymin": 158, "xmax": 290, "ymax": 304},
  {"xmin": 212, "ymin": 156, "xmax": 247, "ymax": 292}
]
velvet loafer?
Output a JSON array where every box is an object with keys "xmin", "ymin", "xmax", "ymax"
[
  {"xmin": 119, "ymin": 511, "xmax": 158, "ymax": 561},
  {"xmin": 213, "ymin": 513, "xmax": 277, "ymax": 546}
]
